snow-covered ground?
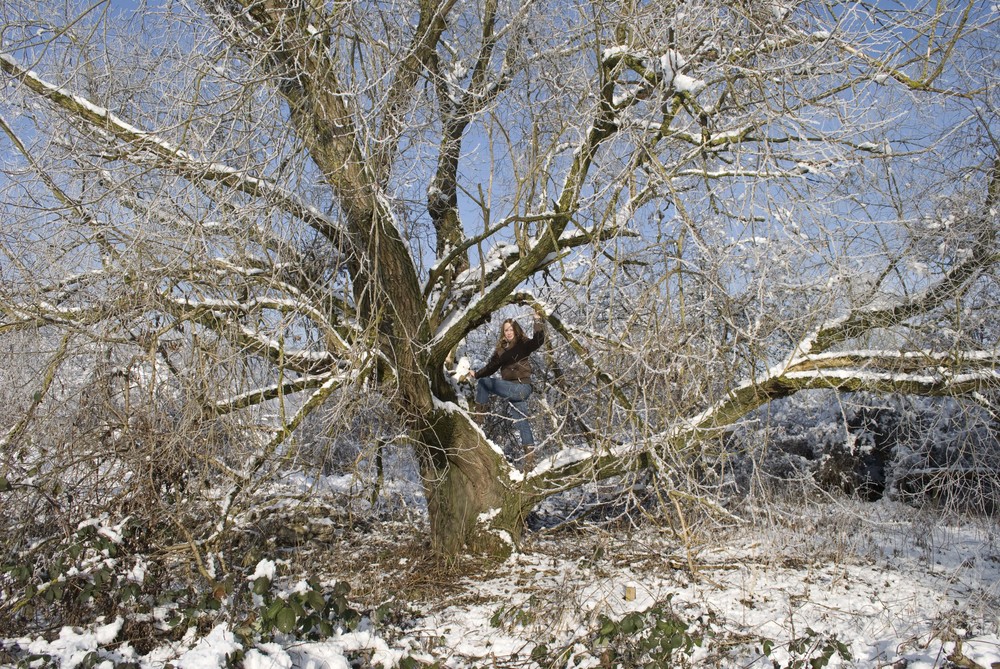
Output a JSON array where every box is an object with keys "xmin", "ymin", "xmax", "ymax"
[{"xmin": 3, "ymin": 497, "xmax": 999, "ymax": 668}]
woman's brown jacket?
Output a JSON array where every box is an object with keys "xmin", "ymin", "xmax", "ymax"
[{"xmin": 474, "ymin": 318, "xmax": 544, "ymax": 383}]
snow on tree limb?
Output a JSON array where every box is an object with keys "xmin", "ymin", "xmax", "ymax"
[
  {"xmin": 802, "ymin": 160, "xmax": 998, "ymax": 356},
  {"xmin": 0, "ymin": 54, "xmax": 346, "ymax": 246},
  {"xmin": 668, "ymin": 349, "xmax": 1000, "ymax": 446},
  {"xmin": 528, "ymin": 347, "xmax": 1000, "ymax": 495},
  {"xmin": 426, "ymin": 218, "xmax": 637, "ymax": 362},
  {"xmin": 529, "ymin": 153, "xmax": 999, "ymax": 496},
  {"xmin": 211, "ymin": 370, "xmax": 354, "ymax": 542},
  {"xmin": 1, "ymin": 300, "xmax": 109, "ymax": 331},
  {"xmin": 158, "ymin": 296, "xmax": 340, "ymax": 376},
  {"xmin": 212, "ymin": 373, "xmax": 335, "ymax": 416}
]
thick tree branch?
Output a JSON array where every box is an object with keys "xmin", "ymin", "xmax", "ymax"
[
  {"xmin": 0, "ymin": 55, "xmax": 346, "ymax": 245},
  {"xmin": 805, "ymin": 159, "xmax": 998, "ymax": 354},
  {"xmin": 212, "ymin": 373, "xmax": 334, "ymax": 416},
  {"xmin": 373, "ymin": 0, "xmax": 459, "ymax": 182},
  {"xmin": 205, "ymin": 0, "xmax": 430, "ymax": 402},
  {"xmin": 525, "ymin": 347, "xmax": 1000, "ymax": 505}
]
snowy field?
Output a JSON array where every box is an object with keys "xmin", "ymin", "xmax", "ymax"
[{"xmin": 3, "ymin": 493, "xmax": 999, "ymax": 669}]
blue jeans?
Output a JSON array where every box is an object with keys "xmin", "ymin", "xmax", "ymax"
[{"xmin": 475, "ymin": 377, "xmax": 535, "ymax": 445}]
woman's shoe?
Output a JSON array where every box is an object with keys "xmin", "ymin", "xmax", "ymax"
[{"xmin": 522, "ymin": 444, "xmax": 535, "ymax": 472}]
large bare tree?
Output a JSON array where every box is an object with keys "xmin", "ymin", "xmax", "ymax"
[{"xmin": 1, "ymin": 0, "xmax": 998, "ymax": 555}]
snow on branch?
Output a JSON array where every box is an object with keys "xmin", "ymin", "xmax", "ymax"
[
  {"xmin": 3, "ymin": 269, "xmax": 110, "ymax": 311},
  {"xmin": 0, "ymin": 300, "xmax": 106, "ymax": 332},
  {"xmin": 523, "ymin": 445, "xmax": 647, "ymax": 500},
  {"xmin": 424, "ymin": 213, "xmax": 552, "ymax": 300},
  {"xmin": 159, "ymin": 296, "xmax": 339, "ymax": 375},
  {"xmin": 202, "ymin": 258, "xmax": 354, "ymax": 351},
  {"xmin": 166, "ymin": 294, "xmax": 337, "ymax": 342},
  {"xmin": 212, "ymin": 373, "xmax": 335, "ymax": 415},
  {"xmin": 780, "ymin": 365, "xmax": 1000, "ymax": 396},
  {"xmin": 428, "ymin": 219, "xmax": 635, "ymax": 359},
  {"xmin": 211, "ymin": 370, "xmax": 355, "ymax": 541},
  {"xmin": 600, "ymin": 46, "xmax": 706, "ymax": 95},
  {"xmin": 527, "ymin": 346, "xmax": 999, "ymax": 499},
  {"xmin": 0, "ymin": 55, "xmax": 346, "ymax": 245},
  {"xmin": 780, "ymin": 349, "xmax": 1000, "ymax": 396},
  {"xmin": 663, "ymin": 348, "xmax": 1000, "ymax": 450},
  {"xmin": 801, "ymin": 160, "xmax": 997, "ymax": 356},
  {"xmin": 810, "ymin": 258, "xmax": 994, "ymax": 358}
]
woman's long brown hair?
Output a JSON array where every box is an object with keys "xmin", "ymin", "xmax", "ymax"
[{"xmin": 494, "ymin": 318, "xmax": 527, "ymax": 354}]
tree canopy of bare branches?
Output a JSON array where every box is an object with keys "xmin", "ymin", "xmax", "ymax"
[{"xmin": 1, "ymin": 0, "xmax": 998, "ymax": 556}]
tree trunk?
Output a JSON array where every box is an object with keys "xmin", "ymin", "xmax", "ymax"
[{"xmin": 415, "ymin": 407, "xmax": 527, "ymax": 556}]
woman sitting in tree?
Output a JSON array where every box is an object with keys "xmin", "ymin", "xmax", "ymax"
[{"xmin": 470, "ymin": 308, "xmax": 545, "ymax": 470}]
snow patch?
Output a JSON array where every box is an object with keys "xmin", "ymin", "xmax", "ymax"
[
  {"xmin": 659, "ymin": 50, "xmax": 706, "ymax": 94},
  {"xmin": 243, "ymin": 643, "xmax": 293, "ymax": 669},
  {"xmin": 453, "ymin": 356, "xmax": 471, "ymax": 381},
  {"xmin": 26, "ymin": 618, "xmax": 123, "ymax": 667},
  {"xmin": 173, "ymin": 624, "xmax": 241, "ymax": 669},
  {"xmin": 477, "ymin": 507, "xmax": 501, "ymax": 524},
  {"xmin": 250, "ymin": 559, "xmax": 277, "ymax": 581}
]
